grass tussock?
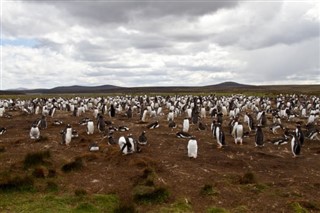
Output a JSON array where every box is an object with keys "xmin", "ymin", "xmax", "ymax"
[
  {"xmin": 114, "ymin": 202, "xmax": 137, "ymax": 213},
  {"xmin": 61, "ymin": 157, "xmax": 84, "ymax": 173},
  {"xmin": 32, "ymin": 166, "xmax": 48, "ymax": 178},
  {"xmin": 46, "ymin": 181, "xmax": 58, "ymax": 192},
  {"xmin": 290, "ymin": 202, "xmax": 309, "ymax": 213},
  {"xmin": 207, "ymin": 207, "xmax": 230, "ymax": 213},
  {"xmin": 75, "ymin": 188, "xmax": 88, "ymax": 196},
  {"xmin": 23, "ymin": 150, "xmax": 51, "ymax": 169},
  {"xmin": 133, "ymin": 186, "xmax": 169, "ymax": 204},
  {"xmin": 0, "ymin": 175, "xmax": 34, "ymax": 192},
  {"xmin": 239, "ymin": 172, "xmax": 257, "ymax": 185},
  {"xmin": 200, "ymin": 184, "xmax": 219, "ymax": 196}
]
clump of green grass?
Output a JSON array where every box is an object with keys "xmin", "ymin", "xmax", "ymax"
[
  {"xmin": 207, "ymin": 207, "xmax": 229, "ymax": 213},
  {"xmin": 133, "ymin": 185, "xmax": 169, "ymax": 204},
  {"xmin": 200, "ymin": 184, "xmax": 218, "ymax": 196},
  {"xmin": 0, "ymin": 175, "xmax": 34, "ymax": 192},
  {"xmin": 75, "ymin": 188, "xmax": 87, "ymax": 196},
  {"xmin": 239, "ymin": 172, "xmax": 257, "ymax": 184},
  {"xmin": 155, "ymin": 200, "xmax": 193, "ymax": 213},
  {"xmin": 61, "ymin": 157, "xmax": 84, "ymax": 173},
  {"xmin": 74, "ymin": 202, "xmax": 98, "ymax": 212},
  {"xmin": 23, "ymin": 150, "xmax": 51, "ymax": 169},
  {"xmin": 114, "ymin": 202, "xmax": 137, "ymax": 213},
  {"xmin": 291, "ymin": 202, "xmax": 309, "ymax": 213}
]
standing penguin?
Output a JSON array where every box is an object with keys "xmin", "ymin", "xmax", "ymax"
[
  {"xmin": 62, "ymin": 124, "xmax": 72, "ymax": 146},
  {"xmin": 110, "ymin": 104, "xmax": 116, "ymax": 118},
  {"xmin": 295, "ymin": 123, "xmax": 304, "ymax": 146},
  {"xmin": 215, "ymin": 123, "xmax": 226, "ymax": 148},
  {"xmin": 126, "ymin": 106, "xmax": 132, "ymax": 119},
  {"xmin": 141, "ymin": 108, "xmax": 148, "ymax": 122},
  {"xmin": 255, "ymin": 124, "xmax": 264, "ymax": 147},
  {"xmin": 87, "ymin": 119, "xmax": 94, "ymax": 135},
  {"xmin": 30, "ymin": 124, "xmax": 40, "ymax": 139},
  {"xmin": 233, "ymin": 122, "xmax": 244, "ymax": 145},
  {"xmin": 118, "ymin": 135, "xmax": 135, "ymax": 155},
  {"xmin": 38, "ymin": 115, "xmax": 47, "ymax": 129},
  {"xmin": 291, "ymin": 135, "xmax": 301, "ymax": 157},
  {"xmin": 97, "ymin": 115, "xmax": 106, "ymax": 133},
  {"xmin": 187, "ymin": 136, "xmax": 198, "ymax": 158},
  {"xmin": 183, "ymin": 117, "xmax": 190, "ymax": 132}
]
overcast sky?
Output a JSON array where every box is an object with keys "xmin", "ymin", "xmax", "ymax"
[{"xmin": 1, "ymin": 0, "xmax": 319, "ymax": 89}]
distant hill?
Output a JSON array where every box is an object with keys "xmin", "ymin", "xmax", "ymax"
[{"xmin": 210, "ymin": 81, "xmax": 253, "ymax": 88}]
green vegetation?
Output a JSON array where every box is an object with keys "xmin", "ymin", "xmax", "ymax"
[
  {"xmin": 207, "ymin": 207, "xmax": 230, "ymax": 213},
  {"xmin": 153, "ymin": 200, "xmax": 193, "ymax": 213},
  {"xmin": 23, "ymin": 150, "xmax": 51, "ymax": 169},
  {"xmin": 200, "ymin": 184, "xmax": 219, "ymax": 196},
  {"xmin": 291, "ymin": 202, "xmax": 309, "ymax": 213},
  {"xmin": 0, "ymin": 175, "xmax": 34, "ymax": 192},
  {"xmin": 0, "ymin": 192, "xmax": 119, "ymax": 212}
]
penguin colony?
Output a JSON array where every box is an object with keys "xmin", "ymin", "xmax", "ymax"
[{"xmin": 0, "ymin": 94, "xmax": 319, "ymax": 158}]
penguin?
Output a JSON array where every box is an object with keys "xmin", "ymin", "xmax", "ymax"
[
  {"xmin": 118, "ymin": 135, "xmax": 135, "ymax": 155},
  {"xmin": 233, "ymin": 122, "xmax": 244, "ymax": 145},
  {"xmin": 255, "ymin": 124, "xmax": 264, "ymax": 147},
  {"xmin": 269, "ymin": 135, "xmax": 289, "ymax": 145},
  {"xmin": 215, "ymin": 123, "xmax": 226, "ymax": 148},
  {"xmin": 126, "ymin": 106, "xmax": 132, "ymax": 119},
  {"xmin": 211, "ymin": 119, "xmax": 217, "ymax": 138},
  {"xmin": 176, "ymin": 131, "xmax": 193, "ymax": 139},
  {"xmin": 38, "ymin": 115, "xmax": 47, "ymax": 129},
  {"xmin": 291, "ymin": 135, "xmax": 301, "ymax": 157},
  {"xmin": 48, "ymin": 106, "xmax": 56, "ymax": 117},
  {"xmin": 0, "ymin": 127, "xmax": 6, "ymax": 135},
  {"xmin": 107, "ymin": 133, "xmax": 116, "ymax": 145},
  {"xmin": 89, "ymin": 142, "xmax": 99, "ymax": 151},
  {"xmin": 110, "ymin": 104, "xmax": 116, "ymax": 117},
  {"xmin": 61, "ymin": 124, "xmax": 72, "ymax": 145},
  {"xmin": 146, "ymin": 121, "xmax": 159, "ymax": 129},
  {"xmin": 244, "ymin": 112, "xmax": 255, "ymax": 132},
  {"xmin": 270, "ymin": 123, "xmax": 284, "ymax": 134},
  {"xmin": 295, "ymin": 123, "xmax": 304, "ymax": 146},
  {"xmin": 53, "ymin": 120, "xmax": 63, "ymax": 126},
  {"xmin": 97, "ymin": 115, "xmax": 106, "ymax": 132},
  {"xmin": 138, "ymin": 131, "xmax": 147, "ymax": 145},
  {"xmin": 141, "ymin": 108, "xmax": 148, "ymax": 122},
  {"xmin": 30, "ymin": 124, "xmax": 40, "ymax": 140},
  {"xmin": 182, "ymin": 117, "xmax": 190, "ymax": 132},
  {"xmin": 306, "ymin": 129, "xmax": 320, "ymax": 140},
  {"xmin": 87, "ymin": 119, "xmax": 94, "ymax": 135},
  {"xmin": 187, "ymin": 136, "xmax": 198, "ymax": 158},
  {"xmin": 72, "ymin": 129, "xmax": 79, "ymax": 138},
  {"xmin": 217, "ymin": 112, "xmax": 223, "ymax": 124},
  {"xmin": 79, "ymin": 117, "xmax": 90, "ymax": 126},
  {"xmin": 167, "ymin": 110, "xmax": 174, "ymax": 121},
  {"xmin": 118, "ymin": 126, "xmax": 130, "ymax": 132}
]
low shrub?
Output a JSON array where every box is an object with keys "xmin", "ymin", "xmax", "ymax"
[
  {"xmin": 61, "ymin": 157, "xmax": 84, "ymax": 173},
  {"xmin": 0, "ymin": 175, "xmax": 34, "ymax": 192},
  {"xmin": 23, "ymin": 150, "xmax": 51, "ymax": 169}
]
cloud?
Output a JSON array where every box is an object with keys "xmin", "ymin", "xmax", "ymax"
[{"xmin": 1, "ymin": 1, "xmax": 319, "ymax": 89}]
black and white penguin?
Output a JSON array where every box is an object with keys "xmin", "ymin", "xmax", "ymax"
[
  {"xmin": 126, "ymin": 106, "xmax": 132, "ymax": 119},
  {"xmin": 306, "ymin": 129, "xmax": 320, "ymax": 140},
  {"xmin": 146, "ymin": 121, "xmax": 159, "ymax": 129},
  {"xmin": 176, "ymin": 131, "xmax": 193, "ymax": 139},
  {"xmin": 0, "ymin": 127, "xmax": 6, "ymax": 135},
  {"xmin": 97, "ymin": 115, "xmax": 106, "ymax": 132},
  {"xmin": 187, "ymin": 136, "xmax": 198, "ymax": 158},
  {"xmin": 270, "ymin": 123, "xmax": 284, "ymax": 134},
  {"xmin": 53, "ymin": 120, "xmax": 63, "ymax": 126},
  {"xmin": 233, "ymin": 121, "xmax": 244, "ymax": 145},
  {"xmin": 61, "ymin": 124, "xmax": 72, "ymax": 145},
  {"xmin": 38, "ymin": 115, "xmax": 47, "ymax": 129},
  {"xmin": 118, "ymin": 126, "xmax": 130, "ymax": 132},
  {"xmin": 255, "ymin": 124, "xmax": 264, "ymax": 147},
  {"xmin": 107, "ymin": 133, "xmax": 116, "ymax": 145},
  {"xmin": 215, "ymin": 123, "xmax": 226, "ymax": 148},
  {"xmin": 89, "ymin": 142, "xmax": 99, "ymax": 151},
  {"xmin": 72, "ymin": 129, "xmax": 79, "ymax": 138},
  {"xmin": 110, "ymin": 104, "xmax": 116, "ymax": 118},
  {"xmin": 30, "ymin": 124, "xmax": 40, "ymax": 140},
  {"xmin": 79, "ymin": 117, "xmax": 90, "ymax": 126},
  {"xmin": 291, "ymin": 135, "xmax": 301, "ymax": 157},
  {"xmin": 87, "ymin": 119, "xmax": 94, "ymax": 135},
  {"xmin": 295, "ymin": 123, "xmax": 304, "ymax": 146},
  {"xmin": 269, "ymin": 135, "xmax": 289, "ymax": 145},
  {"xmin": 183, "ymin": 117, "xmax": 190, "ymax": 132},
  {"xmin": 118, "ymin": 135, "xmax": 135, "ymax": 155},
  {"xmin": 138, "ymin": 131, "xmax": 147, "ymax": 145},
  {"xmin": 217, "ymin": 112, "xmax": 223, "ymax": 124}
]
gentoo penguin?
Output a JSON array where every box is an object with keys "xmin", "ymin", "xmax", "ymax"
[
  {"xmin": 244, "ymin": 113, "xmax": 254, "ymax": 132},
  {"xmin": 138, "ymin": 131, "xmax": 147, "ymax": 145},
  {"xmin": 176, "ymin": 131, "xmax": 192, "ymax": 139},
  {"xmin": 118, "ymin": 126, "xmax": 130, "ymax": 132},
  {"xmin": 118, "ymin": 135, "xmax": 135, "ymax": 155},
  {"xmin": 30, "ymin": 124, "xmax": 40, "ymax": 140},
  {"xmin": 126, "ymin": 106, "xmax": 132, "ymax": 119},
  {"xmin": 215, "ymin": 123, "xmax": 226, "ymax": 148},
  {"xmin": 167, "ymin": 110, "xmax": 174, "ymax": 121},
  {"xmin": 72, "ymin": 129, "xmax": 79, "ymax": 138},
  {"xmin": 61, "ymin": 124, "xmax": 72, "ymax": 145},
  {"xmin": 0, "ymin": 105, "xmax": 5, "ymax": 117},
  {"xmin": 255, "ymin": 124, "xmax": 264, "ymax": 147},
  {"xmin": 217, "ymin": 112, "xmax": 223, "ymax": 124},
  {"xmin": 295, "ymin": 123, "xmax": 304, "ymax": 146},
  {"xmin": 211, "ymin": 119, "xmax": 217, "ymax": 138},
  {"xmin": 291, "ymin": 135, "xmax": 301, "ymax": 157},
  {"xmin": 187, "ymin": 136, "xmax": 198, "ymax": 158},
  {"xmin": 270, "ymin": 123, "xmax": 284, "ymax": 134},
  {"xmin": 79, "ymin": 117, "xmax": 90, "ymax": 125},
  {"xmin": 53, "ymin": 120, "xmax": 63, "ymax": 126},
  {"xmin": 146, "ymin": 121, "xmax": 159, "ymax": 129},
  {"xmin": 269, "ymin": 135, "xmax": 289, "ymax": 145},
  {"xmin": 38, "ymin": 115, "xmax": 47, "ymax": 129},
  {"xmin": 110, "ymin": 104, "xmax": 116, "ymax": 117},
  {"xmin": 183, "ymin": 118, "xmax": 190, "ymax": 132},
  {"xmin": 233, "ymin": 122, "xmax": 244, "ymax": 145},
  {"xmin": 0, "ymin": 127, "xmax": 6, "ymax": 135},
  {"xmin": 89, "ymin": 142, "xmax": 99, "ymax": 151},
  {"xmin": 141, "ymin": 108, "xmax": 148, "ymax": 122},
  {"xmin": 87, "ymin": 119, "xmax": 94, "ymax": 135},
  {"xmin": 306, "ymin": 129, "xmax": 320, "ymax": 140},
  {"xmin": 107, "ymin": 133, "xmax": 116, "ymax": 145},
  {"xmin": 97, "ymin": 115, "xmax": 106, "ymax": 132}
]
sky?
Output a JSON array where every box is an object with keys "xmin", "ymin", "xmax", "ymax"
[{"xmin": 1, "ymin": 0, "xmax": 319, "ymax": 90}]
